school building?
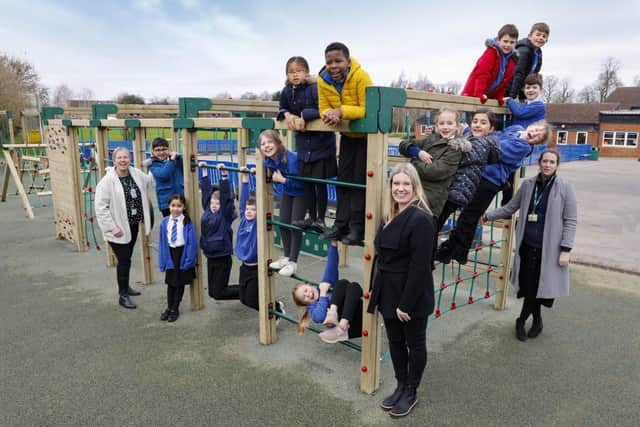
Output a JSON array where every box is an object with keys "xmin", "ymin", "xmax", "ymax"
[{"xmin": 547, "ymin": 87, "xmax": 640, "ymax": 159}]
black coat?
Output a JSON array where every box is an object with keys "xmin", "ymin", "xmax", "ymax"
[
  {"xmin": 507, "ymin": 38, "xmax": 543, "ymax": 99},
  {"xmin": 277, "ymin": 78, "xmax": 336, "ymax": 163},
  {"xmin": 367, "ymin": 205, "xmax": 435, "ymax": 319}
]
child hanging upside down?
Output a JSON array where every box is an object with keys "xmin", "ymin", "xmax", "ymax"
[{"xmin": 292, "ymin": 241, "xmax": 362, "ymax": 343}]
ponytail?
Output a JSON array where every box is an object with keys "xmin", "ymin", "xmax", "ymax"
[{"xmin": 297, "ymin": 308, "xmax": 311, "ymax": 335}]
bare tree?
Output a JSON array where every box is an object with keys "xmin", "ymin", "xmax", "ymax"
[
  {"xmin": 148, "ymin": 96, "xmax": 178, "ymax": 105},
  {"xmin": 576, "ymin": 85, "xmax": 597, "ymax": 104},
  {"xmin": 0, "ymin": 54, "xmax": 44, "ymax": 113},
  {"xmin": 633, "ymin": 75, "xmax": 640, "ymax": 87},
  {"xmin": 116, "ymin": 93, "xmax": 145, "ymax": 104},
  {"xmin": 390, "ymin": 71, "xmax": 409, "ymax": 88},
  {"xmin": 240, "ymin": 92, "xmax": 258, "ymax": 100},
  {"xmin": 556, "ymin": 78, "xmax": 574, "ymax": 103},
  {"xmin": 596, "ymin": 57, "xmax": 623, "ymax": 102},
  {"xmin": 258, "ymin": 90, "xmax": 272, "ymax": 101},
  {"xmin": 52, "ymin": 84, "xmax": 74, "ymax": 107},
  {"xmin": 213, "ymin": 91, "xmax": 232, "ymax": 99},
  {"xmin": 78, "ymin": 88, "xmax": 95, "ymax": 100},
  {"xmin": 412, "ymin": 74, "xmax": 433, "ymax": 91},
  {"xmin": 542, "ymin": 75, "xmax": 559, "ymax": 103}
]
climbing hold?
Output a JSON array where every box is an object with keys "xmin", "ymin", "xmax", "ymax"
[
  {"xmin": 364, "ymin": 254, "xmax": 372, "ymax": 261},
  {"xmin": 363, "ymin": 292, "xmax": 370, "ymax": 299},
  {"xmin": 468, "ymin": 296, "xmax": 474, "ymax": 304},
  {"xmin": 362, "ymin": 329, "xmax": 369, "ymax": 337},
  {"xmin": 361, "ymin": 366, "xmax": 368, "ymax": 373},
  {"xmin": 366, "ymin": 212, "xmax": 373, "ymax": 220},
  {"xmin": 367, "ymin": 170, "xmax": 374, "ymax": 177}
]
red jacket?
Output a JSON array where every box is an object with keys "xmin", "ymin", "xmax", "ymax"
[{"xmin": 462, "ymin": 40, "xmax": 516, "ymax": 100}]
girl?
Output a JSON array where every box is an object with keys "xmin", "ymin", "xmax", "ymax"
[
  {"xmin": 158, "ymin": 194, "xmax": 198, "ymax": 322},
  {"xmin": 278, "ymin": 56, "xmax": 337, "ymax": 234},
  {"xmin": 292, "ymin": 241, "xmax": 362, "ymax": 344},
  {"xmin": 398, "ymin": 107, "xmax": 471, "ymax": 220},
  {"xmin": 260, "ymin": 130, "xmax": 305, "ymax": 277},
  {"xmin": 367, "ymin": 163, "xmax": 435, "ymax": 418},
  {"xmin": 437, "ymin": 108, "xmax": 501, "ymax": 233},
  {"xmin": 199, "ymin": 162, "xmax": 239, "ymax": 300},
  {"xmin": 484, "ymin": 149, "xmax": 577, "ymax": 341}
]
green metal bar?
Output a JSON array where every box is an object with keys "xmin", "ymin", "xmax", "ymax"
[
  {"xmin": 283, "ymin": 173, "xmax": 366, "ymax": 190},
  {"xmin": 199, "ymin": 164, "xmax": 255, "ymax": 174},
  {"xmin": 268, "ymin": 219, "xmax": 364, "ymax": 247}
]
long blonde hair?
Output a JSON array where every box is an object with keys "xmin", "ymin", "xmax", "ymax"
[
  {"xmin": 383, "ymin": 163, "xmax": 431, "ymax": 223},
  {"xmin": 259, "ymin": 129, "xmax": 288, "ymax": 164},
  {"xmin": 292, "ymin": 283, "xmax": 311, "ymax": 335}
]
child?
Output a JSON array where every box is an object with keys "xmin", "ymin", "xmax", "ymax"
[
  {"xmin": 144, "ymin": 137, "xmax": 184, "ymax": 217},
  {"xmin": 236, "ymin": 167, "xmax": 285, "ymax": 316},
  {"xmin": 260, "ymin": 130, "xmax": 305, "ymax": 277},
  {"xmin": 437, "ymin": 109, "xmax": 501, "ymax": 233},
  {"xmin": 505, "ymin": 73, "xmax": 546, "ymax": 128},
  {"xmin": 317, "ymin": 42, "xmax": 373, "ymax": 246},
  {"xmin": 506, "ymin": 23, "xmax": 550, "ymax": 100},
  {"xmin": 278, "ymin": 56, "xmax": 337, "ymax": 234},
  {"xmin": 292, "ymin": 241, "xmax": 362, "ymax": 343},
  {"xmin": 158, "ymin": 194, "xmax": 197, "ymax": 322},
  {"xmin": 436, "ymin": 120, "xmax": 551, "ymax": 265},
  {"xmin": 398, "ymin": 107, "xmax": 471, "ymax": 220},
  {"xmin": 199, "ymin": 163, "xmax": 239, "ymax": 300},
  {"xmin": 461, "ymin": 24, "xmax": 519, "ymax": 103}
]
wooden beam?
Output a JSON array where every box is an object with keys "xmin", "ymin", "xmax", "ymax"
[
  {"xmin": 2, "ymin": 149, "xmax": 34, "ymax": 218},
  {"xmin": 132, "ymin": 127, "xmax": 153, "ymax": 285},
  {"xmin": 94, "ymin": 128, "xmax": 117, "ymax": 266}
]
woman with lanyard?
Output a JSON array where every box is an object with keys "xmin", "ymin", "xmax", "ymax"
[
  {"xmin": 484, "ymin": 149, "xmax": 577, "ymax": 341},
  {"xmin": 95, "ymin": 147, "xmax": 154, "ymax": 309}
]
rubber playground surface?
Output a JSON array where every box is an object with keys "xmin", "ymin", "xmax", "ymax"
[{"xmin": 1, "ymin": 158, "xmax": 639, "ymax": 426}]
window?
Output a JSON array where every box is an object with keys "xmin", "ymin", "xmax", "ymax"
[
  {"xmin": 576, "ymin": 132, "xmax": 588, "ymax": 145},
  {"xmin": 556, "ymin": 130, "xmax": 568, "ymax": 144},
  {"xmin": 419, "ymin": 125, "xmax": 430, "ymax": 135},
  {"xmin": 603, "ymin": 131, "xmax": 639, "ymax": 148}
]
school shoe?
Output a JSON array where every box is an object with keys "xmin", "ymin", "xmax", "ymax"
[
  {"xmin": 127, "ymin": 287, "xmax": 141, "ymax": 296},
  {"xmin": 292, "ymin": 217, "xmax": 313, "ymax": 229},
  {"xmin": 160, "ymin": 309, "xmax": 171, "ymax": 321},
  {"xmin": 390, "ymin": 386, "xmax": 418, "ymax": 417},
  {"xmin": 278, "ymin": 261, "xmax": 297, "ymax": 277},
  {"xmin": 310, "ymin": 219, "xmax": 326, "ymax": 234},
  {"xmin": 167, "ymin": 309, "xmax": 180, "ymax": 322},
  {"xmin": 452, "ymin": 246, "xmax": 469, "ymax": 265},
  {"xmin": 515, "ymin": 318, "xmax": 527, "ymax": 341},
  {"xmin": 118, "ymin": 295, "xmax": 137, "ymax": 309},
  {"xmin": 528, "ymin": 320, "xmax": 543, "ymax": 338},
  {"xmin": 320, "ymin": 226, "xmax": 344, "ymax": 241},
  {"xmin": 341, "ymin": 230, "xmax": 363, "ymax": 246},
  {"xmin": 274, "ymin": 300, "xmax": 285, "ymax": 326},
  {"xmin": 380, "ymin": 383, "xmax": 405, "ymax": 410},
  {"xmin": 323, "ymin": 308, "xmax": 338, "ymax": 327},
  {"xmin": 319, "ymin": 325, "xmax": 348, "ymax": 344},
  {"xmin": 434, "ymin": 241, "xmax": 453, "ymax": 264},
  {"xmin": 269, "ymin": 256, "xmax": 289, "ymax": 270}
]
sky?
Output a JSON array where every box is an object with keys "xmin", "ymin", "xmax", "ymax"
[{"xmin": 1, "ymin": 0, "xmax": 640, "ymax": 101}]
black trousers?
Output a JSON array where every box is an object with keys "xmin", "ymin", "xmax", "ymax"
[
  {"xmin": 448, "ymin": 178, "xmax": 501, "ymax": 257},
  {"xmin": 279, "ymin": 194, "xmax": 305, "ymax": 262},
  {"xmin": 334, "ymin": 135, "xmax": 367, "ymax": 233},
  {"xmin": 238, "ymin": 263, "xmax": 259, "ymax": 311},
  {"xmin": 383, "ymin": 316, "xmax": 428, "ymax": 389},
  {"xmin": 436, "ymin": 200, "xmax": 460, "ymax": 234},
  {"xmin": 108, "ymin": 222, "xmax": 139, "ymax": 296},
  {"xmin": 207, "ymin": 255, "xmax": 239, "ymax": 300},
  {"xmin": 331, "ymin": 279, "xmax": 363, "ymax": 339},
  {"xmin": 167, "ymin": 286, "xmax": 185, "ymax": 311}
]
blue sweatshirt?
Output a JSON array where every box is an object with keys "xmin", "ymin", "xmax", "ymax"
[
  {"xmin": 200, "ymin": 176, "xmax": 237, "ymax": 258},
  {"xmin": 148, "ymin": 156, "xmax": 184, "ymax": 210},
  {"xmin": 482, "ymin": 125, "xmax": 533, "ymax": 186},
  {"xmin": 235, "ymin": 181, "xmax": 258, "ymax": 263},
  {"xmin": 264, "ymin": 150, "xmax": 304, "ymax": 197},
  {"xmin": 158, "ymin": 217, "xmax": 198, "ymax": 271},
  {"xmin": 507, "ymin": 98, "xmax": 546, "ymax": 128},
  {"xmin": 306, "ymin": 244, "xmax": 339, "ymax": 323}
]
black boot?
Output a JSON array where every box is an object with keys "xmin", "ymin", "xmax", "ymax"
[
  {"xmin": 341, "ymin": 229, "xmax": 363, "ymax": 246},
  {"xmin": 321, "ymin": 226, "xmax": 344, "ymax": 241},
  {"xmin": 515, "ymin": 318, "xmax": 527, "ymax": 341},
  {"xmin": 528, "ymin": 319, "xmax": 543, "ymax": 338},
  {"xmin": 127, "ymin": 287, "xmax": 141, "ymax": 296},
  {"xmin": 390, "ymin": 386, "xmax": 418, "ymax": 417},
  {"xmin": 380, "ymin": 382, "xmax": 405, "ymax": 410},
  {"xmin": 119, "ymin": 294, "xmax": 137, "ymax": 309},
  {"xmin": 167, "ymin": 308, "xmax": 180, "ymax": 322},
  {"xmin": 435, "ymin": 241, "xmax": 453, "ymax": 264},
  {"xmin": 160, "ymin": 308, "xmax": 171, "ymax": 321},
  {"xmin": 310, "ymin": 218, "xmax": 326, "ymax": 234}
]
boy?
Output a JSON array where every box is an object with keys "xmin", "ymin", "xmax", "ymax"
[
  {"xmin": 507, "ymin": 22, "xmax": 550, "ymax": 100},
  {"xmin": 505, "ymin": 73, "xmax": 546, "ymax": 128},
  {"xmin": 435, "ymin": 121, "xmax": 551, "ymax": 265},
  {"xmin": 461, "ymin": 24, "xmax": 519, "ymax": 103},
  {"xmin": 144, "ymin": 137, "xmax": 184, "ymax": 217},
  {"xmin": 317, "ymin": 42, "xmax": 373, "ymax": 246}
]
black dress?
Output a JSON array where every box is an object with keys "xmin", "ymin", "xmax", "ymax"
[{"xmin": 165, "ymin": 246, "xmax": 196, "ymax": 287}]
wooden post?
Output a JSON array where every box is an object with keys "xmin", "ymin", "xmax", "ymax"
[
  {"xmin": 181, "ymin": 128, "xmax": 204, "ymax": 310},
  {"xmin": 360, "ymin": 132, "xmax": 387, "ymax": 394},
  {"xmin": 8, "ymin": 116, "xmax": 15, "ymax": 145},
  {"xmin": 94, "ymin": 127, "xmax": 117, "ymax": 266},
  {"xmin": 1, "ymin": 155, "xmax": 10, "ymax": 202},
  {"xmin": 494, "ymin": 171, "xmax": 521, "ymax": 309},
  {"xmin": 253, "ymin": 129, "xmax": 277, "ymax": 345},
  {"xmin": 1, "ymin": 149, "xmax": 34, "ymax": 219},
  {"xmin": 132, "ymin": 127, "xmax": 153, "ymax": 284}
]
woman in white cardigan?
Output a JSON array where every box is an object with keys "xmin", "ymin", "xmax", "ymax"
[
  {"xmin": 95, "ymin": 147, "xmax": 154, "ymax": 309},
  {"xmin": 484, "ymin": 149, "xmax": 577, "ymax": 341}
]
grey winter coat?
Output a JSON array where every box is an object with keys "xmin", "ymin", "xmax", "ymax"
[
  {"xmin": 485, "ymin": 174, "xmax": 577, "ymax": 299},
  {"xmin": 399, "ymin": 134, "xmax": 472, "ymax": 217}
]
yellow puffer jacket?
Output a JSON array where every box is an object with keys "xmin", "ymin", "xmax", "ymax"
[{"xmin": 318, "ymin": 57, "xmax": 373, "ymax": 136}]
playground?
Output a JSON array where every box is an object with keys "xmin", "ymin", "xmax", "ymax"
[{"xmin": 1, "ymin": 156, "xmax": 639, "ymax": 426}]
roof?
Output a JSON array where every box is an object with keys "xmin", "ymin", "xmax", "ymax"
[
  {"xmin": 606, "ymin": 87, "xmax": 640, "ymax": 109},
  {"xmin": 546, "ymin": 103, "xmax": 619, "ymax": 124},
  {"xmin": 600, "ymin": 110, "xmax": 640, "ymax": 116}
]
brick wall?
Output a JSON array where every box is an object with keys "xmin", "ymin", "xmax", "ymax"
[{"xmin": 598, "ymin": 122, "xmax": 640, "ymax": 158}]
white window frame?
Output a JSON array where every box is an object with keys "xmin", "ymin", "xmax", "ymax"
[
  {"xmin": 576, "ymin": 131, "xmax": 588, "ymax": 145},
  {"xmin": 419, "ymin": 124, "xmax": 430, "ymax": 135},
  {"xmin": 556, "ymin": 130, "xmax": 568, "ymax": 145},
  {"xmin": 602, "ymin": 131, "xmax": 639, "ymax": 148}
]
